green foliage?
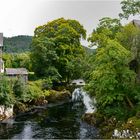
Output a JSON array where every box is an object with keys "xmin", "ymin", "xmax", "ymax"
[
  {"xmin": 3, "ymin": 53, "xmax": 32, "ymax": 71},
  {"xmin": 133, "ymin": 84, "xmax": 140, "ymax": 108},
  {"xmin": 13, "ymin": 77, "xmax": 28, "ymax": 102},
  {"xmin": 3, "ymin": 35, "xmax": 32, "ymax": 53},
  {"xmin": 82, "ymin": 49, "xmax": 96, "ymax": 81},
  {"xmin": 103, "ymin": 105, "xmax": 128, "ymax": 120},
  {"xmin": 0, "ymin": 75, "xmax": 15, "ymax": 106},
  {"xmin": 88, "ymin": 17, "xmax": 122, "ymax": 48},
  {"xmin": 87, "ymin": 39, "xmax": 136, "ymax": 117},
  {"xmin": 31, "ymin": 18, "xmax": 86, "ymax": 83},
  {"xmin": 116, "ymin": 23, "xmax": 140, "ymax": 51},
  {"xmin": 116, "ymin": 23, "xmax": 140, "ymax": 83},
  {"xmin": 119, "ymin": 0, "xmax": 140, "ymax": 19},
  {"xmin": 26, "ymin": 81, "xmax": 44, "ymax": 101},
  {"xmin": 98, "ymin": 17, "xmax": 122, "ymax": 35},
  {"xmin": 0, "ymin": 74, "xmax": 55, "ymax": 106}
]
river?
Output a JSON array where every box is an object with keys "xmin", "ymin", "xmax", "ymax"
[{"xmin": 0, "ymin": 88, "xmax": 99, "ymax": 139}]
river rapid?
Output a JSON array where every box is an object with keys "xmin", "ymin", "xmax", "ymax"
[{"xmin": 0, "ymin": 88, "xmax": 99, "ymax": 139}]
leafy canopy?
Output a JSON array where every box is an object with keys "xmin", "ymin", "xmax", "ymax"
[
  {"xmin": 119, "ymin": 0, "xmax": 140, "ymax": 19},
  {"xmin": 87, "ymin": 40, "xmax": 136, "ymax": 117},
  {"xmin": 0, "ymin": 75, "xmax": 15, "ymax": 106},
  {"xmin": 31, "ymin": 18, "xmax": 86, "ymax": 82},
  {"xmin": 88, "ymin": 17, "xmax": 122, "ymax": 48}
]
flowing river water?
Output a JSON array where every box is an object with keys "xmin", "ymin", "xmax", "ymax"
[{"xmin": 0, "ymin": 88, "xmax": 100, "ymax": 139}]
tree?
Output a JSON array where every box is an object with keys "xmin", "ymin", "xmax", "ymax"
[
  {"xmin": 97, "ymin": 17, "xmax": 121, "ymax": 34},
  {"xmin": 3, "ymin": 35, "xmax": 32, "ymax": 53},
  {"xmin": 31, "ymin": 18, "xmax": 86, "ymax": 83},
  {"xmin": 116, "ymin": 23, "xmax": 140, "ymax": 82},
  {"xmin": 87, "ymin": 39, "xmax": 136, "ymax": 118},
  {"xmin": 119, "ymin": 0, "xmax": 140, "ymax": 19},
  {"xmin": 0, "ymin": 75, "xmax": 15, "ymax": 106},
  {"xmin": 3, "ymin": 53, "xmax": 31, "ymax": 71},
  {"xmin": 13, "ymin": 76, "xmax": 28, "ymax": 102},
  {"xmin": 88, "ymin": 17, "xmax": 122, "ymax": 48}
]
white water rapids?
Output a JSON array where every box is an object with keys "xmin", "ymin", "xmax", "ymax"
[{"xmin": 72, "ymin": 88, "xmax": 96, "ymax": 113}]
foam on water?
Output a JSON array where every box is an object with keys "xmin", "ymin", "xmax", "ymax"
[{"xmin": 72, "ymin": 88, "xmax": 96, "ymax": 113}]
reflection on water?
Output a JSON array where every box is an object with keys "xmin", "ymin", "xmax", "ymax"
[
  {"xmin": 0, "ymin": 102, "xmax": 99, "ymax": 139},
  {"xmin": 12, "ymin": 123, "xmax": 32, "ymax": 139}
]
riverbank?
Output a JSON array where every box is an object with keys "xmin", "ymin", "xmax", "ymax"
[
  {"xmin": 82, "ymin": 111, "xmax": 140, "ymax": 139},
  {"xmin": 2, "ymin": 86, "xmax": 140, "ymax": 139},
  {"xmin": 0, "ymin": 89, "xmax": 100, "ymax": 139},
  {"xmin": 0, "ymin": 88, "xmax": 71, "ymax": 122}
]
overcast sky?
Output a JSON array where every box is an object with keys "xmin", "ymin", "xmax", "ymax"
[{"xmin": 0, "ymin": 0, "xmax": 122, "ymax": 38}]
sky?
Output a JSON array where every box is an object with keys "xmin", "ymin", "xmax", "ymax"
[{"xmin": 0, "ymin": 0, "xmax": 122, "ymax": 38}]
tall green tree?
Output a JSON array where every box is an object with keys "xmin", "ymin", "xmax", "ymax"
[
  {"xmin": 87, "ymin": 40, "xmax": 136, "ymax": 118},
  {"xmin": 3, "ymin": 53, "xmax": 31, "ymax": 71},
  {"xmin": 31, "ymin": 18, "xmax": 86, "ymax": 83},
  {"xmin": 13, "ymin": 76, "xmax": 28, "ymax": 102},
  {"xmin": 88, "ymin": 17, "xmax": 122, "ymax": 48},
  {"xmin": 119, "ymin": 0, "xmax": 140, "ymax": 19},
  {"xmin": 116, "ymin": 23, "xmax": 140, "ymax": 82}
]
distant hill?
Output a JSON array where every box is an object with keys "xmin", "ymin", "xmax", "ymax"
[{"xmin": 3, "ymin": 35, "xmax": 32, "ymax": 53}]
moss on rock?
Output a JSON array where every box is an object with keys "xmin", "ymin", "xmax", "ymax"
[{"xmin": 46, "ymin": 90, "xmax": 71, "ymax": 103}]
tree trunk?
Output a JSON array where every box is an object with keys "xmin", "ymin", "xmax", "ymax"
[
  {"xmin": 126, "ymin": 96, "xmax": 134, "ymax": 109},
  {"xmin": 136, "ymin": 62, "xmax": 140, "ymax": 83}
]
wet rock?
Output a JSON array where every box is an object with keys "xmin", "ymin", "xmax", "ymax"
[
  {"xmin": 82, "ymin": 112, "xmax": 119, "ymax": 139},
  {"xmin": 82, "ymin": 112, "xmax": 104, "ymax": 126},
  {"xmin": 13, "ymin": 102, "xmax": 29, "ymax": 115},
  {"xmin": 0, "ymin": 105, "xmax": 13, "ymax": 121},
  {"xmin": 31, "ymin": 96, "xmax": 48, "ymax": 106},
  {"xmin": 111, "ymin": 116, "xmax": 140, "ymax": 139},
  {"xmin": 46, "ymin": 90, "xmax": 71, "ymax": 103},
  {"xmin": 123, "ymin": 116, "xmax": 140, "ymax": 131}
]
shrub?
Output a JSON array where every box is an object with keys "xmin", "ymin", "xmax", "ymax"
[{"xmin": 0, "ymin": 75, "xmax": 15, "ymax": 106}]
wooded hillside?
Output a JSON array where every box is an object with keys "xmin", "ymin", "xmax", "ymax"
[{"xmin": 3, "ymin": 35, "xmax": 32, "ymax": 53}]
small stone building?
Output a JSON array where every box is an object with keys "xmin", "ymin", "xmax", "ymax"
[
  {"xmin": 71, "ymin": 79, "xmax": 85, "ymax": 86},
  {"xmin": 5, "ymin": 68, "xmax": 28, "ymax": 83},
  {"xmin": 0, "ymin": 33, "xmax": 28, "ymax": 83}
]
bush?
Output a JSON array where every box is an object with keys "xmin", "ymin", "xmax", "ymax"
[
  {"xmin": 87, "ymin": 40, "xmax": 136, "ymax": 119},
  {"xmin": 0, "ymin": 75, "xmax": 15, "ymax": 106},
  {"xmin": 13, "ymin": 76, "xmax": 28, "ymax": 102},
  {"xmin": 26, "ymin": 81, "xmax": 44, "ymax": 101}
]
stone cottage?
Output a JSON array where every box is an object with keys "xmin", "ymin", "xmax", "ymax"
[
  {"xmin": 5, "ymin": 68, "xmax": 28, "ymax": 83},
  {"xmin": 0, "ymin": 33, "xmax": 28, "ymax": 82}
]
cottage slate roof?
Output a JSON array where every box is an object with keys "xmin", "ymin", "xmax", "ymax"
[
  {"xmin": 5, "ymin": 68, "xmax": 28, "ymax": 75},
  {"xmin": 71, "ymin": 79, "xmax": 85, "ymax": 86}
]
